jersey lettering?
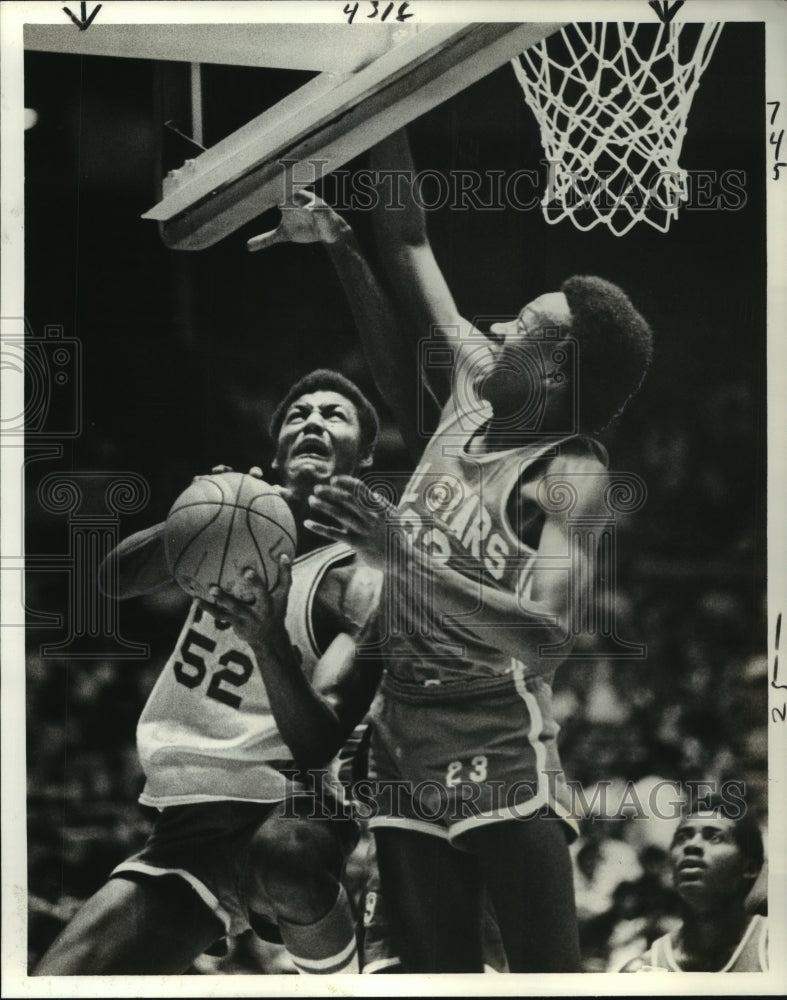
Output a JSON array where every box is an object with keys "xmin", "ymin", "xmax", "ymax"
[
  {"xmin": 173, "ymin": 621, "xmax": 253, "ymax": 709},
  {"xmin": 399, "ymin": 469, "xmax": 536, "ymax": 591},
  {"xmin": 422, "ymin": 525, "xmax": 451, "ymax": 558},
  {"xmin": 485, "ymin": 532, "xmax": 509, "ymax": 580},
  {"xmin": 445, "ymin": 760, "xmax": 463, "ymax": 787},
  {"xmin": 205, "ymin": 650, "xmax": 254, "ymax": 709},
  {"xmin": 445, "ymin": 755, "xmax": 490, "ymax": 785},
  {"xmin": 469, "ymin": 755, "xmax": 488, "ymax": 781},
  {"xmin": 173, "ymin": 628, "xmax": 213, "ymax": 688}
]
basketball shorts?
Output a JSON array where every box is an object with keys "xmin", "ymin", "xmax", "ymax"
[
  {"xmin": 366, "ymin": 669, "xmax": 578, "ymax": 844},
  {"xmin": 112, "ymin": 798, "xmax": 359, "ymax": 940}
]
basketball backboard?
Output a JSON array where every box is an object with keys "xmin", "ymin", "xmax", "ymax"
[{"xmin": 25, "ymin": 20, "xmax": 565, "ymax": 250}]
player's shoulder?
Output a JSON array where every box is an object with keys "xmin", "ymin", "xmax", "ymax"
[
  {"xmin": 548, "ymin": 434, "xmax": 609, "ymax": 473},
  {"xmin": 538, "ymin": 436, "xmax": 610, "ymax": 516}
]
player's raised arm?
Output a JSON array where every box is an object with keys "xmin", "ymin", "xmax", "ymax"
[
  {"xmin": 248, "ymin": 191, "xmax": 438, "ymax": 459},
  {"xmin": 369, "ymin": 129, "xmax": 494, "ymax": 407},
  {"xmin": 98, "ymin": 521, "xmax": 172, "ymax": 599}
]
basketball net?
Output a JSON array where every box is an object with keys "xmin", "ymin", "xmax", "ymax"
[{"xmin": 511, "ymin": 22, "xmax": 723, "ymax": 236}]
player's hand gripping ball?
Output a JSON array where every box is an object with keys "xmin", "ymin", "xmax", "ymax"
[{"xmin": 165, "ymin": 471, "xmax": 296, "ymax": 601}]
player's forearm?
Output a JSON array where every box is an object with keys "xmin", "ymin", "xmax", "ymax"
[
  {"xmin": 326, "ymin": 231, "xmax": 410, "ymax": 392},
  {"xmin": 99, "ymin": 522, "xmax": 172, "ymax": 599},
  {"xmin": 369, "ymin": 129, "xmax": 428, "ymax": 248},
  {"xmin": 251, "ymin": 626, "xmax": 347, "ymax": 769},
  {"xmin": 369, "ymin": 130, "xmax": 463, "ymax": 377},
  {"xmin": 325, "ymin": 229, "xmax": 426, "ymax": 454}
]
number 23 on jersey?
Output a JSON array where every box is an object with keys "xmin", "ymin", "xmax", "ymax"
[{"xmin": 445, "ymin": 755, "xmax": 489, "ymax": 786}]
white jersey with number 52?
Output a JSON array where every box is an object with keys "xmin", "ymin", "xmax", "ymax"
[{"xmin": 137, "ymin": 543, "xmax": 359, "ymax": 807}]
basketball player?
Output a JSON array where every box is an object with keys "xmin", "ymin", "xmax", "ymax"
[
  {"xmin": 620, "ymin": 799, "xmax": 768, "ymax": 972},
  {"xmin": 272, "ymin": 129, "xmax": 654, "ymax": 972},
  {"xmin": 34, "ymin": 369, "xmax": 386, "ymax": 976}
]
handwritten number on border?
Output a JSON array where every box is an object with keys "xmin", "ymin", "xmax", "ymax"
[
  {"xmin": 773, "ymin": 612, "xmax": 786, "ymax": 724},
  {"xmin": 343, "ymin": 2, "xmax": 413, "ymax": 24},
  {"xmin": 767, "ymin": 102, "xmax": 787, "ymax": 180}
]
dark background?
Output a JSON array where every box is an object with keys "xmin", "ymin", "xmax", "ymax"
[{"xmin": 23, "ymin": 21, "xmax": 767, "ymax": 973}]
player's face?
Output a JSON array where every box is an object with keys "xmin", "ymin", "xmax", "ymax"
[
  {"xmin": 669, "ymin": 813, "xmax": 751, "ymax": 907},
  {"xmin": 481, "ymin": 292, "xmax": 572, "ymax": 418},
  {"xmin": 273, "ymin": 390, "xmax": 370, "ymax": 490}
]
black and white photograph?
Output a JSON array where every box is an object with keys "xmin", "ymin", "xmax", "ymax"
[{"xmin": 1, "ymin": 1, "xmax": 785, "ymax": 995}]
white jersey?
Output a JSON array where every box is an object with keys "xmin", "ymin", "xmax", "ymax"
[
  {"xmin": 637, "ymin": 915, "xmax": 768, "ymax": 973},
  {"xmin": 137, "ymin": 543, "xmax": 374, "ymax": 807}
]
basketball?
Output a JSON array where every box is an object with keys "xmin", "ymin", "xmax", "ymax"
[{"xmin": 165, "ymin": 471, "xmax": 297, "ymax": 600}]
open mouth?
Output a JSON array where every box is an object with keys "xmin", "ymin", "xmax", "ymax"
[{"xmin": 292, "ymin": 436, "xmax": 331, "ymax": 459}]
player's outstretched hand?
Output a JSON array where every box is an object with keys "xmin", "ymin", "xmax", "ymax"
[
  {"xmin": 198, "ymin": 554, "xmax": 292, "ymax": 646},
  {"xmin": 304, "ymin": 475, "xmax": 390, "ymax": 569},
  {"xmin": 247, "ymin": 189, "xmax": 350, "ymax": 252}
]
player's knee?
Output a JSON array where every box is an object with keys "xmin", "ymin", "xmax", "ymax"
[
  {"xmin": 248, "ymin": 817, "xmax": 341, "ymax": 918},
  {"xmin": 251, "ymin": 815, "xmax": 341, "ymax": 875}
]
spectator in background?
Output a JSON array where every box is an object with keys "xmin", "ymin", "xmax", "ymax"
[{"xmin": 619, "ymin": 796, "xmax": 767, "ymax": 972}]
